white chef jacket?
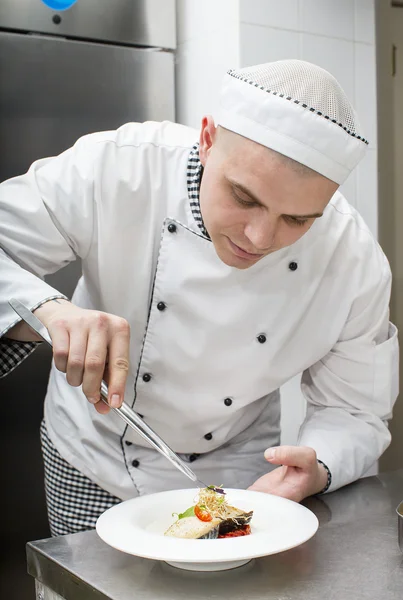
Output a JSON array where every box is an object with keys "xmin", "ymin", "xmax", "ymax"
[{"xmin": 0, "ymin": 120, "xmax": 398, "ymax": 499}]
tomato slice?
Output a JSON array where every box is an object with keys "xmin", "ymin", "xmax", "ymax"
[{"xmin": 194, "ymin": 504, "xmax": 212, "ymax": 522}]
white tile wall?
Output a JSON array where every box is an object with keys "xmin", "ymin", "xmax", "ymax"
[
  {"xmin": 301, "ymin": 34, "xmax": 355, "ymax": 105},
  {"xmin": 240, "ymin": 24, "xmax": 300, "ymax": 67},
  {"xmin": 240, "ymin": 0, "xmax": 299, "ymax": 31},
  {"xmin": 175, "ymin": 0, "xmax": 239, "ymax": 129},
  {"xmin": 354, "ymin": 42, "xmax": 378, "ymax": 148},
  {"xmin": 354, "ymin": 0, "xmax": 376, "ymax": 45},
  {"xmin": 176, "ymin": 25, "xmax": 239, "ymax": 129},
  {"xmin": 176, "ymin": 0, "xmax": 239, "ymax": 45},
  {"xmin": 300, "ymin": 0, "xmax": 355, "ymax": 40}
]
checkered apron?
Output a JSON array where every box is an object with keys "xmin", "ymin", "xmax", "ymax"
[{"xmin": 40, "ymin": 419, "xmax": 121, "ymax": 536}]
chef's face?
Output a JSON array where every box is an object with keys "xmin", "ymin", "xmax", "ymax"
[{"xmin": 198, "ymin": 117, "xmax": 339, "ymax": 269}]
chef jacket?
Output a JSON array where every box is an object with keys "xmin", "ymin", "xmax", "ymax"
[{"xmin": 0, "ymin": 120, "xmax": 398, "ymax": 499}]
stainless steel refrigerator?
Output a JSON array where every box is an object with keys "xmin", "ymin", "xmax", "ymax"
[{"xmin": 0, "ymin": 0, "xmax": 175, "ymax": 594}]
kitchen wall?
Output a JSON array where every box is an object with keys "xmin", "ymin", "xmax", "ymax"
[
  {"xmin": 175, "ymin": 0, "xmax": 378, "ymax": 448},
  {"xmin": 175, "ymin": 0, "xmax": 240, "ymax": 131}
]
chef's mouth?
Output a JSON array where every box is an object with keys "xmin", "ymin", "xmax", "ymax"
[{"xmin": 227, "ymin": 238, "xmax": 266, "ymax": 260}]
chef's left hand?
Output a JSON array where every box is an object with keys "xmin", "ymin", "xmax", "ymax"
[{"xmin": 248, "ymin": 446, "xmax": 328, "ymax": 502}]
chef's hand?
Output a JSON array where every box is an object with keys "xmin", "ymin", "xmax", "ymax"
[
  {"xmin": 32, "ymin": 299, "xmax": 130, "ymax": 414},
  {"xmin": 248, "ymin": 446, "xmax": 328, "ymax": 502}
]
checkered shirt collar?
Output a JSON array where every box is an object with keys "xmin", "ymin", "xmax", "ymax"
[{"xmin": 187, "ymin": 143, "xmax": 210, "ymax": 238}]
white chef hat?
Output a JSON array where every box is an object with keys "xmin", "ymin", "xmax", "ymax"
[{"xmin": 215, "ymin": 60, "xmax": 368, "ymax": 184}]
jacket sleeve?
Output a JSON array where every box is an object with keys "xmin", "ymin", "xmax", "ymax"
[
  {"xmin": 0, "ymin": 132, "xmax": 102, "ymax": 348},
  {"xmin": 298, "ymin": 252, "xmax": 399, "ymax": 492}
]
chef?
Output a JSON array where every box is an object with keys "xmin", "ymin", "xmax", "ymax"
[{"xmin": 0, "ymin": 60, "xmax": 398, "ymax": 536}]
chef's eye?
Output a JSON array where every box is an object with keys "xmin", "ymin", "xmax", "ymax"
[
  {"xmin": 231, "ymin": 190, "xmax": 256, "ymax": 208},
  {"xmin": 284, "ymin": 216, "xmax": 309, "ymax": 227}
]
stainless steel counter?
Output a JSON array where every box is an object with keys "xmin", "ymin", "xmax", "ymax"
[{"xmin": 27, "ymin": 470, "xmax": 403, "ymax": 600}]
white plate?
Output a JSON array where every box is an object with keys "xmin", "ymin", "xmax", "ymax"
[{"xmin": 96, "ymin": 488, "xmax": 319, "ymax": 571}]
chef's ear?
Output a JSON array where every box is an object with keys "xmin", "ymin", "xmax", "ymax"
[{"xmin": 199, "ymin": 115, "xmax": 217, "ymax": 166}]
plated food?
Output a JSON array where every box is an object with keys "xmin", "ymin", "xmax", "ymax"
[
  {"xmin": 164, "ymin": 486, "xmax": 253, "ymax": 539},
  {"xmin": 96, "ymin": 487, "xmax": 319, "ymax": 571}
]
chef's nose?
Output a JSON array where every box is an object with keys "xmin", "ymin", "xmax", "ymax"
[{"xmin": 244, "ymin": 215, "xmax": 276, "ymax": 251}]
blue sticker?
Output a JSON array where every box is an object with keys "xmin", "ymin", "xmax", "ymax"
[{"xmin": 41, "ymin": 0, "xmax": 78, "ymax": 10}]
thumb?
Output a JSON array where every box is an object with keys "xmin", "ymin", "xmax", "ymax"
[{"xmin": 264, "ymin": 445, "xmax": 317, "ymax": 469}]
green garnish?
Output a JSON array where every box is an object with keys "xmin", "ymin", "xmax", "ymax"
[{"xmin": 173, "ymin": 505, "xmax": 196, "ymax": 520}]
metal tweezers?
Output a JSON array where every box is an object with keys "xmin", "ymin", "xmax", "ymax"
[{"xmin": 9, "ymin": 298, "xmax": 207, "ymax": 489}]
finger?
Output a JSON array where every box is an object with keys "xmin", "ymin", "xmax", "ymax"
[
  {"xmin": 248, "ymin": 465, "xmax": 286, "ymax": 491},
  {"xmin": 82, "ymin": 326, "xmax": 108, "ymax": 404},
  {"xmin": 65, "ymin": 328, "xmax": 88, "ymax": 387},
  {"xmin": 49, "ymin": 323, "xmax": 70, "ymax": 373},
  {"xmin": 248, "ymin": 476, "xmax": 273, "ymax": 493},
  {"xmin": 94, "ymin": 398, "xmax": 111, "ymax": 414},
  {"xmin": 106, "ymin": 322, "xmax": 130, "ymax": 408},
  {"xmin": 264, "ymin": 446, "xmax": 317, "ymax": 469}
]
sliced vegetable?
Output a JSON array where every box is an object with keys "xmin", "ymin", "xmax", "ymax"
[{"xmin": 194, "ymin": 504, "xmax": 213, "ymax": 522}]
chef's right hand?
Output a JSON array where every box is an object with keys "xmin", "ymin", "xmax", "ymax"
[{"xmin": 34, "ymin": 299, "xmax": 130, "ymax": 414}]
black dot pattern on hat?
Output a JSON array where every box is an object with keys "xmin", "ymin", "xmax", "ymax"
[{"xmin": 227, "ymin": 68, "xmax": 369, "ymax": 145}]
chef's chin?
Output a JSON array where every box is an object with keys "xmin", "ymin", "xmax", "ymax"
[{"xmin": 213, "ymin": 244, "xmax": 264, "ymax": 269}]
